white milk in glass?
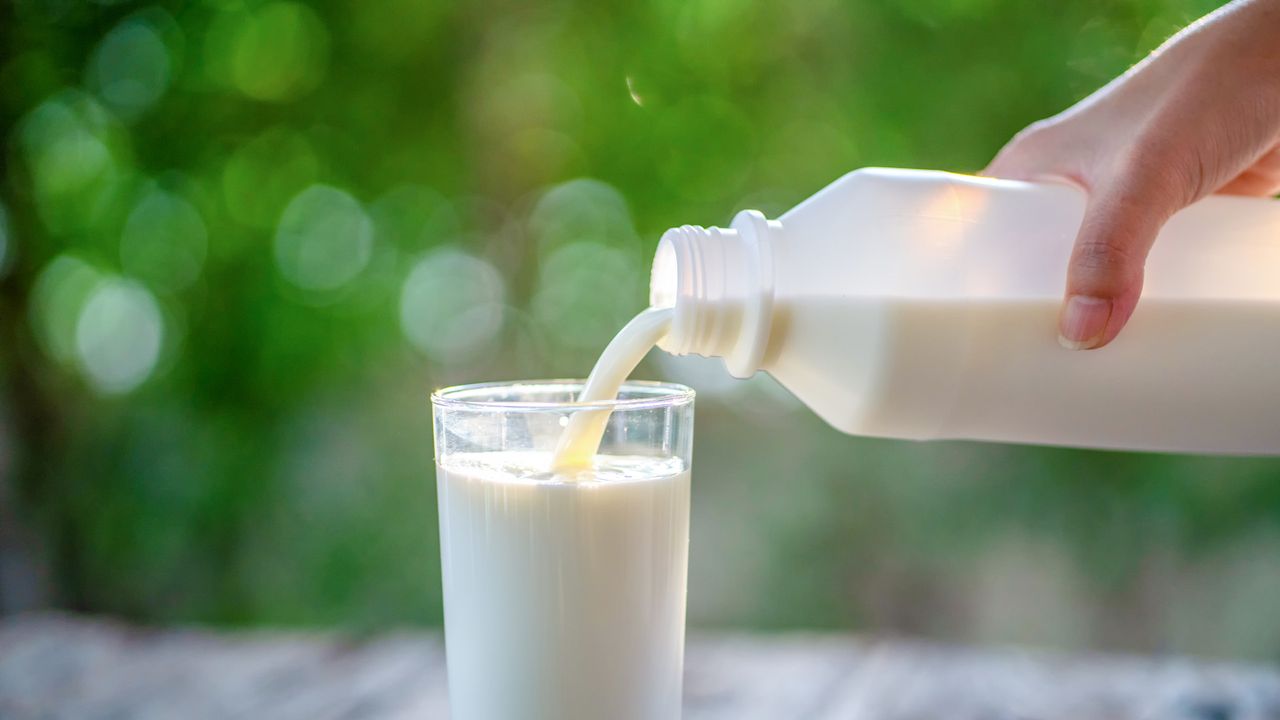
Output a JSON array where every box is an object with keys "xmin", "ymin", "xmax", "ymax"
[
  {"xmin": 436, "ymin": 309, "xmax": 689, "ymax": 720},
  {"xmin": 437, "ymin": 453, "xmax": 689, "ymax": 720}
]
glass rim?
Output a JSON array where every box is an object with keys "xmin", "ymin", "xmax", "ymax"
[{"xmin": 430, "ymin": 379, "xmax": 695, "ymax": 412}]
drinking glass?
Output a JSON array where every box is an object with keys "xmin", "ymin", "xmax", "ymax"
[{"xmin": 431, "ymin": 380, "xmax": 695, "ymax": 720}]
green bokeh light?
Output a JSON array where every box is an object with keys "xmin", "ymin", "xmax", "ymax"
[
  {"xmin": 30, "ymin": 254, "xmax": 105, "ymax": 366},
  {"xmin": 528, "ymin": 178, "xmax": 638, "ymax": 256},
  {"xmin": 531, "ymin": 241, "xmax": 643, "ymax": 353},
  {"xmin": 119, "ymin": 183, "xmax": 207, "ymax": 293},
  {"xmin": 399, "ymin": 247, "xmax": 505, "ymax": 364},
  {"xmin": 75, "ymin": 277, "xmax": 165, "ymax": 395},
  {"xmin": 274, "ymin": 184, "xmax": 373, "ymax": 292},
  {"xmin": 17, "ymin": 89, "xmax": 132, "ymax": 236},
  {"xmin": 85, "ymin": 11, "xmax": 174, "ymax": 120},
  {"xmin": 207, "ymin": 2, "xmax": 329, "ymax": 102},
  {"xmin": 21, "ymin": 92, "xmax": 114, "ymax": 200}
]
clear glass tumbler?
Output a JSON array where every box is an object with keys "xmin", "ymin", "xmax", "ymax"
[{"xmin": 431, "ymin": 380, "xmax": 695, "ymax": 720}]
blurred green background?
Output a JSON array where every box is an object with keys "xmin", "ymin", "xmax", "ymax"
[{"xmin": 2, "ymin": 0, "xmax": 1278, "ymax": 661}]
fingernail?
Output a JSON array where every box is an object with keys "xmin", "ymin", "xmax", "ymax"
[{"xmin": 1058, "ymin": 295, "xmax": 1112, "ymax": 350}]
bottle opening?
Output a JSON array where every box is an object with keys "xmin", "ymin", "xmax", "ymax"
[{"xmin": 649, "ymin": 237, "xmax": 678, "ymax": 309}]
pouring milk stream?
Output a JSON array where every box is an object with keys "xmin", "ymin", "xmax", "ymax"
[{"xmin": 550, "ymin": 308, "xmax": 673, "ymax": 470}]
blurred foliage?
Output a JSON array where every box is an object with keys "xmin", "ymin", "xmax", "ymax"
[{"xmin": 2, "ymin": 0, "xmax": 1278, "ymax": 659}]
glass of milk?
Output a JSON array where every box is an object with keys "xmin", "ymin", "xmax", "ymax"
[{"xmin": 431, "ymin": 380, "xmax": 694, "ymax": 720}]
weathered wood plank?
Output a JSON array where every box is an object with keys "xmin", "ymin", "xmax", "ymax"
[{"xmin": 1, "ymin": 614, "xmax": 1277, "ymax": 719}]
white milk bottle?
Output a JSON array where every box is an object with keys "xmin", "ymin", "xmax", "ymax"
[{"xmin": 648, "ymin": 168, "xmax": 1280, "ymax": 454}]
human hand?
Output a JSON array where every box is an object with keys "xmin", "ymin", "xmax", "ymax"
[{"xmin": 984, "ymin": 0, "xmax": 1280, "ymax": 349}]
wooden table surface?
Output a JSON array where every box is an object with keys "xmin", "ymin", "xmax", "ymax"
[{"xmin": 2, "ymin": 613, "xmax": 1278, "ymax": 719}]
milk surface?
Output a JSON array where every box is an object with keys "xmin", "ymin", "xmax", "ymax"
[{"xmin": 437, "ymin": 451, "xmax": 690, "ymax": 720}]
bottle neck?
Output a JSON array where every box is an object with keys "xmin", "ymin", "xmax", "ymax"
[{"xmin": 649, "ymin": 210, "xmax": 780, "ymax": 378}]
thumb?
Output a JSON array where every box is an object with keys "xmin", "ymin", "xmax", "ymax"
[{"xmin": 1058, "ymin": 172, "xmax": 1185, "ymax": 350}]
